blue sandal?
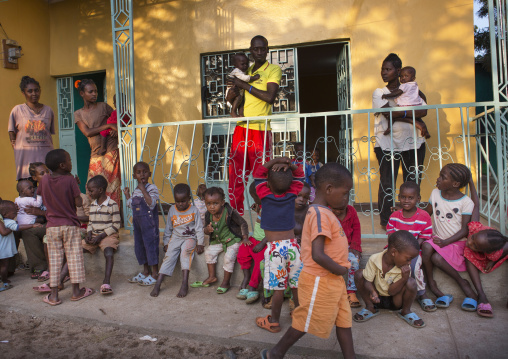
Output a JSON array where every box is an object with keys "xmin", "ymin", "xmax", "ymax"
[
  {"xmin": 435, "ymin": 295, "xmax": 454, "ymax": 308},
  {"xmin": 245, "ymin": 291, "xmax": 259, "ymax": 304},
  {"xmin": 418, "ymin": 298, "xmax": 437, "ymax": 312},
  {"xmin": 397, "ymin": 311, "xmax": 426, "ymax": 328},
  {"xmin": 353, "ymin": 308, "xmax": 380, "ymax": 323},
  {"xmin": 236, "ymin": 288, "xmax": 248, "ymax": 299},
  {"xmin": 461, "ymin": 297, "xmax": 478, "ymax": 312}
]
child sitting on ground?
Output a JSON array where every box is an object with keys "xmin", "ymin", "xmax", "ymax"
[
  {"xmin": 422, "ymin": 164, "xmax": 478, "ymax": 311},
  {"xmin": 192, "ymin": 187, "xmax": 249, "ymax": 294},
  {"xmin": 354, "ymin": 230, "xmax": 425, "ymax": 328},
  {"xmin": 194, "ymin": 184, "xmax": 207, "ymax": 225},
  {"xmin": 464, "ymin": 177, "xmax": 507, "ymax": 318},
  {"xmin": 15, "ymin": 180, "xmax": 43, "ymax": 225},
  {"xmin": 261, "ymin": 163, "xmax": 356, "ymax": 359},
  {"xmin": 227, "ymin": 53, "xmax": 260, "ymax": 117},
  {"xmin": 151, "ymin": 183, "xmax": 204, "ymax": 298},
  {"xmin": 254, "ymin": 157, "xmax": 304, "ymax": 334},
  {"xmin": 124, "ymin": 161, "xmax": 160, "ymax": 286},
  {"xmin": 386, "ymin": 181, "xmax": 435, "ymax": 312},
  {"xmin": 332, "ymin": 193, "xmax": 362, "ymax": 308},
  {"xmin": 0, "ymin": 201, "xmax": 42, "ymax": 292},
  {"xmin": 237, "ymin": 182, "xmax": 267, "ymax": 304},
  {"xmin": 381, "ymin": 66, "xmax": 430, "ymax": 138},
  {"xmin": 82, "ymin": 175, "xmax": 121, "ymax": 295},
  {"xmin": 38, "ymin": 149, "xmax": 93, "ymax": 305}
]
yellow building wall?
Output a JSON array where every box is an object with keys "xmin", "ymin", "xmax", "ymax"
[
  {"xmin": 0, "ymin": 0, "xmax": 56, "ymax": 202},
  {"xmin": 43, "ymin": 0, "xmax": 475, "ymax": 204}
]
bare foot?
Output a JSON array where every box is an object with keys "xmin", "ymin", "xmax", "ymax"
[
  {"xmin": 202, "ymin": 276, "xmax": 218, "ymax": 286},
  {"xmin": 176, "ymin": 283, "xmax": 188, "ymax": 298},
  {"xmin": 427, "ymin": 280, "xmax": 444, "ymax": 298},
  {"xmin": 150, "ymin": 285, "xmax": 160, "ymax": 298}
]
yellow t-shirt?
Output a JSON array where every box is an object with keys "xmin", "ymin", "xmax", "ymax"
[
  {"xmin": 363, "ymin": 250, "xmax": 406, "ymax": 296},
  {"xmin": 239, "ymin": 61, "xmax": 282, "ymax": 131}
]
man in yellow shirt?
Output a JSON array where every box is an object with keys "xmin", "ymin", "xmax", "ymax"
[{"xmin": 226, "ymin": 35, "xmax": 282, "ymax": 215}]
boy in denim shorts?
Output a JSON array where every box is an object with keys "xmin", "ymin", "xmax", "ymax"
[{"xmin": 253, "ymin": 157, "xmax": 304, "ymax": 333}]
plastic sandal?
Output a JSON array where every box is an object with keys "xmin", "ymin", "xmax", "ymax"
[
  {"xmin": 348, "ymin": 292, "xmax": 362, "ymax": 308},
  {"xmin": 71, "ymin": 287, "xmax": 95, "ymax": 301},
  {"xmin": 236, "ymin": 288, "xmax": 248, "ymax": 299},
  {"xmin": 37, "ymin": 271, "xmax": 50, "ymax": 282},
  {"xmin": 128, "ymin": 273, "xmax": 146, "ymax": 283},
  {"xmin": 137, "ymin": 275, "xmax": 157, "ymax": 286},
  {"xmin": 245, "ymin": 291, "xmax": 259, "ymax": 304},
  {"xmin": 397, "ymin": 311, "xmax": 426, "ymax": 328},
  {"xmin": 477, "ymin": 302, "xmax": 494, "ymax": 318},
  {"xmin": 31, "ymin": 269, "xmax": 43, "ymax": 280},
  {"xmin": 435, "ymin": 294, "xmax": 454, "ymax": 308},
  {"xmin": 353, "ymin": 308, "xmax": 380, "ymax": 323},
  {"xmin": 100, "ymin": 284, "xmax": 113, "ymax": 295},
  {"xmin": 255, "ymin": 315, "xmax": 281, "ymax": 333},
  {"xmin": 190, "ymin": 281, "xmax": 210, "ymax": 288},
  {"xmin": 216, "ymin": 286, "xmax": 229, "ymax": 294},
  {"xmin": 418, "ymin": 298, "xmax": 437, "ymax": 312},
  {"xmin": 0, "ymin": 283, "xmax": 13, "ymax": 292},
  {"xmin": 260, "ymin": 349, "xmax": 269, "ymax": 359},
  {"xmin": 43, "ymin": 294, "xmax": 61, "ymax": 306},
  {"xmin": 461, "ymin": 297, "xmax": 478, "ymax": 312},
  {"xmin": 33, "ymin": 283, "xmax": 52, "ymax": 293}
]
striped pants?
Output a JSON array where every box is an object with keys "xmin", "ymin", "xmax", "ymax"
[{"xmin": 46, "ymin": 226, "xmax": 85, "ymax": 287}]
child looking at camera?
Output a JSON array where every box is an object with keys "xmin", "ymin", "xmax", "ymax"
[
  {"xmin": 15, "ymin": 180, "xmax": 43, "ymax": 225},
  {"xmin": 227, "ymin": 53, "xmax": 260, "ymax": 117},
  {"xmin": 151, "ymin": 183, "xmax": 204, "ymax": 298},
  {"xmin": 192, "ymin": 187, "xmax": 249, "ymax": 294},
  {"xmin": 124, "ymin": 161, "xmax": 160, "ymax": 286}
]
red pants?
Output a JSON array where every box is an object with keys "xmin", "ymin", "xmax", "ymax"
[
  {"xmin": 228, "ymin": 126, "xmax": 272, "ymax": 214},
  {"xmin": 236, "ymin": 237, "xmax": 266, "ymax": 289}
]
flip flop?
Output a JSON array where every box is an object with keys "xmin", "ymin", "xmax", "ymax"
[
  {"xmin": 190, "ymin": 281, "xmax": 210, "ymax": 288},
  {"xmin": 245, "ymin": 291, "xmax": 259, "ymax": 304},
  {"xmin": 353, "ymin": 308, "xmax": 380, "ymax": 323},
  {"xmin": 0, "ymin": 283, "xmax": 13, "ymax": 292},
  {"xmin": 137, "ymin": 275, "xmax": 156, "ymax": 286},
  {"xmin": 348, "ymin": 292, "xmax": 362, "ymax": 308},
  {"xmin": 397, "ymin": 311, "xmax": 426, "ymax": 328},
  {"xmin": 100, "ymin": 284, "xmax": 113, "ymax": 295},
  {"xmin": 477, "ymin": 302, "xmax": 494, "ymax": 318},
  {"xmin": 31, "ymin": 269, "xmax": 44, "ymax": 280},
  {"xmin": 435, "ymin": 294, "xmax": 454, "ymax": 308},
  {"xmin": 216, "ymin": 287, "xmax": 229, "ymax": 294},
  {"xmin": 128, "ymin": 273, "xmax": 146, "ymax": 283},
  {"xmin": 37, "ymin": 271, "xmax": 50, "ymax": 282},
  {"xmin": 418, "ymin": 298, "xmax": 437, "ymax": 312},
  {"xmin": 236, "ymin": 288, "xmax": 248, "ymax": 299},
  {"xmin": 461, "ymin": 297, "xmax": 478, "ymax": 312},
  {"xmin": 71, "ymin": 287, "xmax": 95, "ymax": 301},
  {"xmin": 43, "ymin": 294, "xmax": 61, "ymax": 306},
  {"xmin": 256, "ymin": 315, "xmax": 281, "ymax": 333},
  {"xmin": 33, "ymin": 283, "xmax": 52, "ymax": 293},
  {"xmin": 260, "ymin": 349, "xmax": 269, "ymax": 359}
]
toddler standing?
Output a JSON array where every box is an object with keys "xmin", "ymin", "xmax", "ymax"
[
  {"xmin": 38, "ymin": 149, "xmax": 94, "ymax": 305},
  {"xmin": 124, "ymin": 161, "xmax": 160, "ymax": 286},
  {"xmin": 151, "ymin": 183, "xmax": 204, "ymax": 298}
]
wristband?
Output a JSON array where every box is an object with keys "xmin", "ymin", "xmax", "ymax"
[
  {"xmin": 249, "ymin": 86, "xmax": 253, "ymax": 93},
  {"xmin": 403, "ymin": 111, "xmax": 407, "ymax": 119}
]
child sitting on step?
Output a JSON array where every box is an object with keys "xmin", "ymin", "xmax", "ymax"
[
  {"xmin": 254, "ymin": 157, "xmax": 304, "ymax": 333},
  {"xmin": 192, "ymin": 187, "xmax": 249, "ymax": 294},
  {"xmin": 151, "ymin": 183, "xmax": 204, "ymax": 298}
]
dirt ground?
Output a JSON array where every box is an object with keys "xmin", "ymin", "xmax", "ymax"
[{"xmin": 0, "ymin": 310, "xmax": 318, "ymax": 359}]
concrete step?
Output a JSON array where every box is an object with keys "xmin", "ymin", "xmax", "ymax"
[{"xmin": 83, "ymin": 227, "xmax": 507, "ymax": 301}]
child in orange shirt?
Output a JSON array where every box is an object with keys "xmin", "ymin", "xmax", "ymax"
[{"xmin": 261, "ymin": 162, "xmax": 356, "ymax": 359}]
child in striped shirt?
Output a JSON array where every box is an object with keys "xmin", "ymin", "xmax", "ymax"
[
  {"xmin": 386, "ymin": 181, "xmax": 435, "ymax": 312},
  {"xmin": 83, "ymin": 175, "xmax": 121, "ymax": 295}
]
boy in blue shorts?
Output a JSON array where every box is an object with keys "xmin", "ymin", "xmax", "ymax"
[{"xmin": 254, "ymin": 156, "xmax": 304, "ymax": 333}]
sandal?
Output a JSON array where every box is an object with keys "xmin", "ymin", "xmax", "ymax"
[
  {"xmin": 397, "ymin": 311, "xmax": 425, "ymax": 328},
  {"xmin": 255, "ymin": 315, "xmax": 281, "ymax": 333},
  {"xmin": 461, "ymin": 297, "xmax": 478, "ymax": 312},
  {"xmin": 353, "ymin": 308, "xmax": 380, "ymax": 323},
  {"xmin": 348, "ymin": 292, "xmax": 361, "ymax": 308},
  {"xmin": 37, "ymin": 271, "xmax": 50, "ymax": 282},
  {"xmin": 476, "ymin": 302, "xmax": 494, "ymax": 318},
  {"xmin": 190, "ymin": 281, "xmax": 210, "ymax": 288},
  {"xmin": 43, "ymin": 294, "xmax": 61, "ymax": 306},
  {"xmin": 100, "ymin": 284, "xmax": 113, "ymax": 295},
  {"xmin": 0, "ymin": 283, "xmax": 13, "ymax": 292},
  {"xmin": 31, "ymin": 269, "xmax": 44, "ymax": 280},
  {"xmin": 236, "ymin": 288, "xmax": 248, "ymax": 300},
  {"xmin": 216, "ymin": 287, "xmax": 229, "ymax": 294},
  {"xmin": 138, "ymin": 275, "xmax": 157, "ymax": 286},
  {"xmin": 262, "ymin": 296, "xmax": 272, "ymax": 310},
  {"xmin": 33, "ymin": 283, "xmax": 52, "ymax": 293},
  {"xmin": 245, "ymin": 291, "xmax": 259, "ymax": 304},
  {"xmin": 435, "ymin": 294, "xmax": 454, "ymax": 308},
  {"xmin": 418, "ymin": 298, "xmax": 437, "ymax": 312},
  {"xmin": 71, "ymin": 287, "xmax": 95, "ymax": 301},
  {"xmin": 128, "ymin": 273, "xmax": 146, "ymax": 284}
]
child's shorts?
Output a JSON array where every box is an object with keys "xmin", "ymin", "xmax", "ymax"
[
  {"xmin": 292, "ymin": 271, "xmax": 352, "ymax": 338},
  {"xmin": 82, "ymin": 234, "xmax": 120, "ymax": 255},
  {"xmin": 263, "ymin": 238, "xmax": 302, "ymax": 290},
  {"xmin": 375, "ymin": 295, "xmax": 401, "ymax": 311},
  {"xmin": 205, "ymin": 242, "xmax": 241, "ymax": 273}
]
